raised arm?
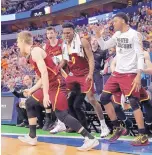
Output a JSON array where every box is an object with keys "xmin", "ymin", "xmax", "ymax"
[{"xmin": 91, "ymin": 25, "xmax": 117, "ymax": 50}]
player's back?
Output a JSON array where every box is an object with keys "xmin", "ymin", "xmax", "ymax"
[{"xmin": 28, "ymin": 47, "xmax": 61, "ymax": 83}]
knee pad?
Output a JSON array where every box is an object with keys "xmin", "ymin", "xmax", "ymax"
[
  {"xmin": 55, "ymin": 110, "xmax": 68, "ymax": 123},
  {"xmin": 100, "ymin": 92, "xmax": 112, "ymax": 105},
  {"xmin": 128, "ymin": 96, "xmax": 140, "ymax": 111},
  {"xmin": 25, "ymin": 97, "xmax": 39, "ymax": 118}
]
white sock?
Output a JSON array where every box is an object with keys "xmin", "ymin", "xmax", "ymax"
[{"xmin": 100, "ymin": 119, "xmax": 106, "ymax": 127}]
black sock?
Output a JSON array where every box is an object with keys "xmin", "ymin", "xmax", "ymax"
[
  {"xmin": 138, "ymin": 128, "xmax": 146, "ymax": 134},
  {"xmin": 112, "ymin": 120, "xmax": 120, "ymax": 127},
  {"xmin": 80, "ymin": 128, "xmax": 94, "ymax": 139},
  {"xmin": 29, "ymin": 125, "xmax": 36, "ymax": 138}
]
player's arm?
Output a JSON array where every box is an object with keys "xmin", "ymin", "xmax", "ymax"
[
  {"xmin": 31, "ymin": 47, "xmax": 49, "ymax": 96},
  {"xmin": 110, "ymin": 56, "xmax": 116, "ymax": 73},
  {"xmin": 58, "ymin": 59, "xmax": 67, "ymax": 70},
  {"xmin": 143, "ymin": 52, "xmax": 152, "ymax": 74},
  {"xmin": 81, "ymin": 38, "xmax": 94, "ymax": 76},
  {"xmin": 91, "ymin": 25, "xmax": 116, "ymax": 50},
  {"xmin": 29, "ymin": 79, "xmax": 42, "ymax": 93}
]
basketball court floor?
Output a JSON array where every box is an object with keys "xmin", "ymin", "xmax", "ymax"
[{"xmin": 1, "ymin": 125, "xmax": 152, "ymax": 155}]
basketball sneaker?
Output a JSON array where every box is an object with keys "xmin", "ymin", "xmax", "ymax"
[
  {"xmin": 109, "ymin": 126, "xmax": 128, "ymax": 142},
  {"xmin": 77, "ymin": 137, "xmax": 99, "ymax": 151},
  {"xmin": 131, "ymin": 134, "xmax": 149, "ymax": 146},
  {"xmin": 18, "ymin": 135, "xmax": 37, "ymax": 146},
  {"xmin": 100, "ymin": 125, "xmax": 110, "ymax": 138},
  {"xmin": 42, "ymin": 118, "xmax": 54, "ymax": 131},
  {"xmin": 50, "ymin": 120, "xmax": 66, "ymax": 134}
]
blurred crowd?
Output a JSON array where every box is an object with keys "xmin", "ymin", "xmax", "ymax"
[
  {"xmin": 1, "ymin": 0, "xmax": 68, "ymax": 15},
  {"xmin": 1, "ymin": 2, "xmax": 152, "ymax": 92}
]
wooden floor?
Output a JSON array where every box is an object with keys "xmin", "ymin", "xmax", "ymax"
[{"xmin": 1, "ymin": 137, "xmax": 130, "ymax": 155}]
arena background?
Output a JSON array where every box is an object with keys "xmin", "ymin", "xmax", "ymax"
[{"xmin": 1, "ymin": 0, "xmax": 152, "ymax": 155}]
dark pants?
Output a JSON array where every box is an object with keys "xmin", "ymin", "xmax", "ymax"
[
  {"xmin": 16, "ymin": 103, "xmax": 28, "ymax": 124},
  {"xmin": 93, "ymin": 72, "xmax": 103, "ymax": 95},
  {"xmin": 68, "ymin": 92, "xmax": 88, "ymax": 130}
]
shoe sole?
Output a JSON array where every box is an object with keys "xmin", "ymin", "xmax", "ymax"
[
  {"xmin": 18, "ymin": 137, "xmax": 37, "ymax": 146},
  {"xmin": 131, "ymin": 140, "xmax": 149, "ymax": 146},
  {"xmin": 77, "ymin": 140, "xmax": 99, "ymax": 151},
  {"xmin": 109, "ymin": 128, "xmax": 127, "ymax": 142},
  {"xmin": 50, "ymin": 129, "xmax": 66, "ymax": 134},
  {"xmin": 101, "ymin": 130, "xmax": 110, "ymax": 138}
]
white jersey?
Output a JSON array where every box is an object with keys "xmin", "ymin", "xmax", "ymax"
[{"xmin": 97, "ymin": 28, "xmax": 144, "ymax": 73}]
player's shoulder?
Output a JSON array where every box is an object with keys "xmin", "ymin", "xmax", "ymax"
[
  {"xmin": 31, "ymin": 46, "xmax": 44, "ymax": 55},
  {"xmin": 112, "ymin": 31, "xmax": 121, "ymax": 38},
  {"xmin": 130, "ymin": 28, "xmax": 141, "ymax": 36}
]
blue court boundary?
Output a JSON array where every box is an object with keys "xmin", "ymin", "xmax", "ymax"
[{"xmin": 2, "ymin": 134, "xmax": 152, "ymax": 155}]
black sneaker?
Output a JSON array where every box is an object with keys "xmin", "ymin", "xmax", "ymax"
[
  {"xmin": 42, "ymin": 119, "xmax": 54, "ymax": 131},
  {"xmin": 109, "ymin": 126, "xmax": 128, "ymax": 142},
  {"xmin": 131, "ymin": 134, "xmax": 149, "ymax": 146},
  {"xmin": 16, "ymin": 122, "xmax": 25, "ymax": 127},
  {"xmin": 36, "ymin": 124, "xmax": 42, "ymax": 129}
]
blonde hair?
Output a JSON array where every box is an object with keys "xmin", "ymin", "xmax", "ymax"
[{"xmin": 17, "ymin": 31, "xmax": 33, "ymax": 45}]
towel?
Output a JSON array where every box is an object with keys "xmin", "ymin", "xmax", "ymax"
[{"xmin": 62, "ymin": 33, "xmax": 84, "ymax": 61}]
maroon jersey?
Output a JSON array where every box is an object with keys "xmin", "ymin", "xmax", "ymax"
[
  {"xmin": 67, "ymin": 53, "xmax": 89, "ymax": 76},
  {"xmin": 45, "ymin": 39, "xmax": 63, "ymax": 56},
  {"xmin": 28, "ymin": 47, "xmax": 62, "ymax": 85}
]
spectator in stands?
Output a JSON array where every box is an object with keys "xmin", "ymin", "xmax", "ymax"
[
  {"xmin": 91, "ymin": 37, "xmax": 106, "ymax": 95},
  {"xmin": 8, "ymin": 75, "xmax": 44, "ymax": 129}
]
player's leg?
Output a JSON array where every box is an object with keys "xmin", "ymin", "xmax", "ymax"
[
  {"xmin": 121, "ymin": 74, "xmax": 149, "ymax": 146},
  {"xmin": 18, "ymin": 89, "xmax": 46, "ymax": 145},
  {"xmin": 42, "ymin": 106, "xmax": 56, "ymax": 131},
  {"xmin": 51, "ymin": 85, "xmax": 99, "ymax": 151},
  {"xmin": 140, "ymin": 88, "xmax": 152, "ymax": 127},
  {"xmin": 18, "ymin": 95, "xmax": 42, "ymax": 145},
  {"xmin": 112, "ymin": 93, "xmax": 133, "ymax": 129},
  {"xmin": 100, "ymin": 74, "xmax": 128, "ymax": 142},
  {"xmin": 86, "ymin": 90, "xmax": 110, "ymax": 137},
  {"xmin": 76, "ymin": 75, "xmax": 110, "ymax": 137}
]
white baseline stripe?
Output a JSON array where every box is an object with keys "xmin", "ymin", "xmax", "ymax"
[{"xmin": 2, "ymin": 133, "xmax": 152, "ymax": 142}]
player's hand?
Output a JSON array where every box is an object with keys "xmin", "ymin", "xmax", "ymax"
[
  {"xmin": 132, "ymin": 75, "xmax": 141, "ymax": 92},
  {"xmin": 86, "ymin": 73, "xmax": 93, "ymax": 82},
  {"xmin": 43, "ymin": 94, "xmax": 51, "ymax": 108},
  {"xmin": 90, "ymin": 25, "xmax": 105, "ymax": 38}
]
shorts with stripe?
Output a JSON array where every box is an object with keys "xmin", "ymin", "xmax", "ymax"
[
  {"xmin": 32, "ymin": 79, "xmax": 68, "ymax": 111},
  {"xmin": 65, "ymin": 75, "xmax": 93, "ymax": 93}
]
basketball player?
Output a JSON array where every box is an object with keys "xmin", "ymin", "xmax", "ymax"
[
  {"xmin": 111, "ymin": 50, "xmax": 152, "ymax": 134},
  {"xmin": 16, "ymin": 31, "xmax": 99, "ymax": 151},
  {"xmin": 60, "ymin": 22, "xmax": 110, "ymax": 137},
  {"xmin": 42, "ymin": 27, "xmax": 66, "ymax": 132},
  {"xmin": 92, "ymin": 12, "xmax": 149, "ymax": 146}
]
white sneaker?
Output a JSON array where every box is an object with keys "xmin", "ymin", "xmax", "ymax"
[
  {"xmin": 100, "ymin": 125, "xmax": 110, "ymax": 138},
  {"xmin": 77, "ymin": 137, "xmax": 99, "ymax": 151},
  {"xmin": 50, "ymin": 120, "xmax": 66, "ymax": 134},
  {"xmin": 18, "ymin": 135, "xmax": 37, "ymax": 146}
]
